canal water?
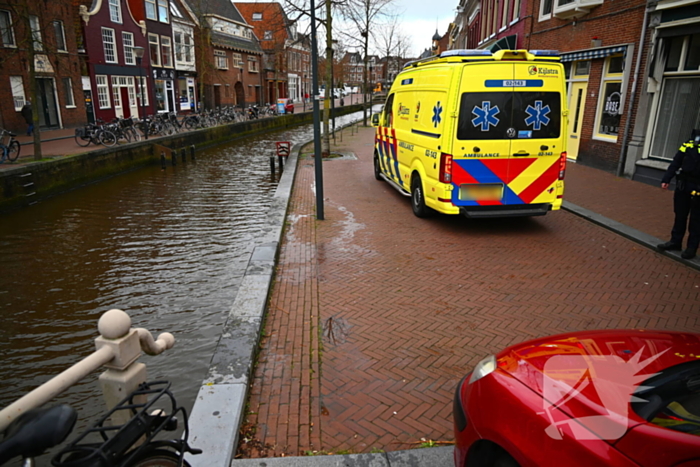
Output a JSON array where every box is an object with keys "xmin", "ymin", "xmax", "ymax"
[{"xmin": 0, "ymin": 115, "xmax": 362, "ymax": 444}]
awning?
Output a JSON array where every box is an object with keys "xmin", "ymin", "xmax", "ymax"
[
  {"xmin": 560, "ymin": 45, "xmax": 628, "ymax": 62},
  {"xmin": 488, "ymin": 35, "xmax": 517, "ymax": 52}
]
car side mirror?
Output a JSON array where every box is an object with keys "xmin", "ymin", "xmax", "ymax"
[{"xmin": 371, "ymin": 113, "xmax": 380, "ymax": 127}]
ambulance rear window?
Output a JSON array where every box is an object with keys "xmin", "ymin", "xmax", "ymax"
[{"xmin": 457, "ymin": 92, "xmax": 561, "ymax": 140}]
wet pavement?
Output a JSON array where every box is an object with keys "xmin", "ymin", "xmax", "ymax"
[{"xmin": 238, "ymin": 124, "xmax": 700, "ymax": 462}]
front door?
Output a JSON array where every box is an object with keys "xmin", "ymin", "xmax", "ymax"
[
  {"xmin": 567, "ymin": 81, "xmax": 587, "ymax": 161},
  {"xmin": 36, "ymin": 78, "xmax": 60, "ymax": 128},
  {"xmin": 120, "ymin": 88, "xmax": 131, "ymax": 118}
]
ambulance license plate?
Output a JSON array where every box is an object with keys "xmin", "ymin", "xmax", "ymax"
[{"xmin": 459, "ymin": 184, "xmax": 504, "ymax": 201}]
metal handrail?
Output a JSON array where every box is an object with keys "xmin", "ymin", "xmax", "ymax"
[{"xmin": 0, "ymin": 309, "xmax": 174, "ymax": 432}]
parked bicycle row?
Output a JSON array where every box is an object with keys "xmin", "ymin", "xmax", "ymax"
[{"xmin": 73, "ymin": 104, "xmax": 294, "ymax": 149}]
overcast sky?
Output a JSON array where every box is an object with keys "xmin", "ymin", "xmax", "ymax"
[{"xmin": 392, "ymin": 0, "xmax": 458, "ymax": 57}]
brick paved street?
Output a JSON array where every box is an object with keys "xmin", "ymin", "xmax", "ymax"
[{"xmin": 239, "ymin": 124, "xmax": 700, "ymax": 459}]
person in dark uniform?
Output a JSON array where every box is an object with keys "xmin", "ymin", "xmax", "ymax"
[
  {"xmin": 657, "ymin": 130, "xmax": 700, "ymax": 259},
  {"xmin": 21, "ymin": 99, "xmax": 33, "ymax": 136}
]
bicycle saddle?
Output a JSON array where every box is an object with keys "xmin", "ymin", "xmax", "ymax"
[
  {"xmin": 0, "ymin": 405, "xmax": 77, "ymax": 465},
  {"xmin": 7, "ymin": 132, "xmax": 15, "ymax": 137}
]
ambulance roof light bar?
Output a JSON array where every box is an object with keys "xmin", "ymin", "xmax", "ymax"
[
  {"xmin": 439, "ymin": 49, "xmax": 493, "ymax": 58},
  {"xmin": 529, "ymin": 50, "xmax": 560, "ymax": 56}
]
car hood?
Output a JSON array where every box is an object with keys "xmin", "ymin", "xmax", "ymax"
[{"xmin": 496, "ymin": 330, "xmax": 700, "ymax": 440}]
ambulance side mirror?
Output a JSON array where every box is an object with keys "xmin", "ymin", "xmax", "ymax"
[{"xmin": 371, "ymin": 113, "xmax": 380, "ymax": 127}]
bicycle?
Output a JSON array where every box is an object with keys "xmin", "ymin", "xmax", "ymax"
[
  {"xmin": 0, "ymin": 381, "xmax": 201, "ymax": 467},
  {"xmin": 0, "ymin": 129, "xmax": 21, "ymax": 163},
  {"xmin": 74, "ymin": 120, "xmax": 117, "ymax": 148}
]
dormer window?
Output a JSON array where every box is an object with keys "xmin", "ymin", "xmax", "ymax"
[
  {"xmin": 264, "ymin": 31, "xmax": 272, "ymax": 40},
  {"xmin": 252, "ymin": 13, "xmax": 262, "ymax": 20}
]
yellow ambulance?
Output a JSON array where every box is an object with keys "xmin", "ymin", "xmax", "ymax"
[{"xmin": 372, "ymin": 49, "xmax": 568, "ymax": 218}]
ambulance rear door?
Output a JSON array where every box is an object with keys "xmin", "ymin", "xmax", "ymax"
[
  {"xmin": 507, "ymin": 61, "xmax": 565, "ymax": 207},
  {"xmin": 453, "ymin": 61, "xmax": 515, "ymax": 207}
]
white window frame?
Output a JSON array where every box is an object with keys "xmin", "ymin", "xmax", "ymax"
[
  {"xmin": 111, "ymin": 76, "xmax": 122, "ymax": 109},
  {"xmin": 593, "ymin": 55, "xmax": 624, "ymax": 142},
  {"xmin": 501, "ymin": 0, "xmax": 510, "ymax": 30},
  {"xmin": 539, "ymin": 0, "xmax": 553, "ymax": 21},
  {"xmin": 149, "ymin": 33, "xmax": 160, "ymax": 66},
  {"xmin": 248, "ymin": 55, "xmax": 259, "ymax": 73},
  {"xmin": 29, "ymin": 15, "xmax": 42, "ymax": 51},
  {"xmin": 184, "ymin": 33, "xmax": 193, "ymax": 63},
  {"xmin": 96, "ymin": 75, "xmax": 111, "ymax": 109},
  {"xmin": 145, "ymin": 0, "xmax": 157, "ymax": 20},
  {"xmin": 511, "ymin": 0, "xmax": 521, "ymax": 24},
  {"xmin": 264, "ymin": 31, "xmax": 272, "ymax": 40},
  {"xmin": 102, "ymin": 28, "xmax": 117, "ymax": 63},
  {"xmin": 0, "ymin": 10, "xmax": 16, "ymax": 48},
  {"xmin": 174, "ymin": 32, "xmax": 183, "ymax": 62},
  {"xmin": 161, "ymin": 35, "xmax": 173, "ymax": 67},
  {"xmin": 157, "ymin": 0, "xmax": 169, "ymax": 23},
  {"xmin": 123, "ymin": 31, "xmax": 135, "ymax": 65},
  {"xmin": 10, "ymin": 76, "xmax": 25, "ymax": 111},
  {"xmin": 252, "ymin": 13, "xmax": 262, "ymax": 20},
  {"xmin": 214, "ymin": 50, "xmax": 228, "ymax": 70},
  {"xmin": 137, "ymin": 76, "xmax": 149, "ymax": 106},
  {"xmin": 63, "ymin": 77, "xmax": 75, "ymax": 107},
  {"xmin": 233, "ymin": 52, "xmax": 243, "ymax": 67},
  {"xmin": 53, "ymin": 21, "xmax": 67, "ymax": 52},
  {"xmin": 109, "ymin": 0, "xmax": 122, "ymax": 24}
]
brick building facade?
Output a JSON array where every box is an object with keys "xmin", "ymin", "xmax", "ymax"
[
  {"xmin": 450, "ymin": 0, "xmax": 649, "ymax": 175},
  {"xmin": 0, "ymin": 0, "xmax": 86, "ymax": 133}
]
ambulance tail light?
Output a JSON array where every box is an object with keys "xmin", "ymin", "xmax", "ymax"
[
  {"xmin": 439, "ymin": 153, "xmax": 453, "ymax": 184},
  {"xmin": 558, "ymin": 152, "xmax": 567, "ymax": 180}
]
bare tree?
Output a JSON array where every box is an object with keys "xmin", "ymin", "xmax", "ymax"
[
  {"xmin": 339, "ymin": 0, "xmax": 394, "ymax": 125},
  {"xmin": 373, "ymin": 13, "xmax": 411, "ymax": 86}
]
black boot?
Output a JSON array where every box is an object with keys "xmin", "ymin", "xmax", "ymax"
[
  {"xmin": 657, "ymin": 241, "xmax": 682, "ymax": 251},
  {"xmin": 681, "ymin": 248, "xmax": 697, "ymax": 259}
]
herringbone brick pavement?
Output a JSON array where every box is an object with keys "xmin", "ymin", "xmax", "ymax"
[{"xmin": 238, "ymin": 125, "xmax": 700, "ymax": 459}]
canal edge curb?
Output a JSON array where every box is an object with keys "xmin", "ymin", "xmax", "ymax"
[
  {"xmin": 562, "ymin": 201, "xmax": 700, "ymax": 272},
  {"xmin": 186, "ymin": 139, "xmax": 302, "ymax": 467}
]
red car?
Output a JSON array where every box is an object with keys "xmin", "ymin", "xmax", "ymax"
[{"xmin": 454, "ymin": 330, "xmax": 700, "ymax": 467}]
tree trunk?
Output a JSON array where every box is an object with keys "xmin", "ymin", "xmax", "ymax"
[{"xmin": 322, "ymin": 3, "xmax": 332, "ymax": 157}]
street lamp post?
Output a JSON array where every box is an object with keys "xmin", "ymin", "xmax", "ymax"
[
  {"xmin": 133, "ymin": 46, "xmax": 147, "ymax": 140},
  {"xmin": 331, "ymin": 40, "xmax": 337, "ymax": 141}
]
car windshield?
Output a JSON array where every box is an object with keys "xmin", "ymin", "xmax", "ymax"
[{"xmin": 632, "ymin": 360, "xmax": 700, "ymax": 436}]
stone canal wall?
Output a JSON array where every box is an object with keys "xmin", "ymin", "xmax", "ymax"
[{"xmin": 0, "ymin": 104, "xmax": 363, "ymax": 213}]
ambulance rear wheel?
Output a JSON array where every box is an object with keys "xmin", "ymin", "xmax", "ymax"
[
  {"xmin": 374, "ymin": 154, "xmax": 382, "ymax": 180},
  {"xmin": 411, "ymin": 174, "xmax": 432, "ymax": 218}
]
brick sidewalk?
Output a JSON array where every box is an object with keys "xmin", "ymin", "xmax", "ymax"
[{"xmin": 239, "ymin": 125, "xmax": 700, "ymax": 459}]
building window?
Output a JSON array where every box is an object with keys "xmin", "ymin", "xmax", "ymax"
[
  {"xmin": 512, "ymin": 0, "xmax": 521, "ymax": 22},
  {"xmin": 233, "ymin": 52, "xmax": 243, "ymax": 67},
  {"xmin": 574, "ymin": 60, "xmax": 590, "ymax": 76},
  {"xmin": 540, "ymin": 0, "xmax": 553, "ymax": 20},
  {"xmin": 174, "ymin": 32, "xmax": 183, "ymax": 62},
  {"xmin": 594, "ymin": 55, "xmax": 624, "ymax": 141},
  {"xmin": 252, "ymin": 12, "xmax": 262, "ymax": 20},
  {"xmin": 215, "ymin": 50, "xmax": 228, "ymax": 69},
  {"xmin": 109, "ymin": 0, "xmax": 122, "ymax": 23},
  {"xmin": 157, "ymin": 0, "xmax": 169, "ymax": 23},
  {"xmin": 248, "ymin": 55, "xmax": 259, "ymax": 72},
  {"xmin": 63, "ymin": 78, "xmax": 75, "ymax": 107},
  {"xmin": 149, "ymin": 33, "xmax": 160, "ymax": 66},
  {"xmin": 112, "ymin": 76, "xmax": 122, "ymax": 109},
  {"xmin": 96, "ymin": 75, "xmax": 111, "ymax": 109},
  {"xmin": 501, "ymin": 0, "xmax": 510, "ymax": 28},
  {"xmin": 123, "ymin": 32, "xmax": 135, "ymax": 65},
  {"xmin": 53, "ymin": 21, "xmax": 66, "ymax": 52},
  {"xmin": 145, "ymin": 0, "xmax": 156, "ymax": 20},
  {"xmin": 161, "ymin": 36, "xmax": 172, "ymax": 67},
  {"xmin": 10, "ymin": 76, "xmax": 25, "ymax": 110},
  {"xmin": 30, "ymin": 15, "xmax": 42, "ymax": 51},
  {"xmin": 102, "ymin": 28, "xmax": 117, "ymax": 63},
  {"xmin": 137, "ymin": 76, "xmax": 149, "ymax": 106},
  {"xmin": 0, "ymin": 10, "xmax": 16, "ymax": 47},
  {"xmin": 264, "ymin": 31, "xmax": 272, "ymax": 40}
]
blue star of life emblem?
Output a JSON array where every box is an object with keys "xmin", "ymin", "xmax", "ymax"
[
  {"xmin": 432, "ymin": 102, "xmax": 443, "ymax": 127},
  {"xmin": 524, "ymin": 100, "xmax": 551, "ymax": 131},
  {"xmin": 472, "ymin": 101, "xmax": 500, "ymax": 131}
]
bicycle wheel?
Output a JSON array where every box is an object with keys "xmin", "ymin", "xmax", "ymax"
[
  {"xmin": 100, "ymin": 130, "xmax": 117, "ymax": 147},
  {"xmin": 75, "ymin": 129, "xmax": 91, "ymax": 147},
  {"xmin": 130, "ymin": 448, "xmax": 191, "ymax": 467},
  {"xmin": 128, "ymin": 127, "xmax": 141, "ymax": 142},
  {"xmin": 7, "ymin": 140, "xmax": 20, "ymax": 162}
]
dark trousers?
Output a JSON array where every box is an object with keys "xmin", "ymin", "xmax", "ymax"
[
  {"xmin": 671, "ymin": 187, "xmax": 700, "ymax": 249},
  {"xmin": 26, "ymin": 123, "xmax": 34, "ymax": 136}
]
